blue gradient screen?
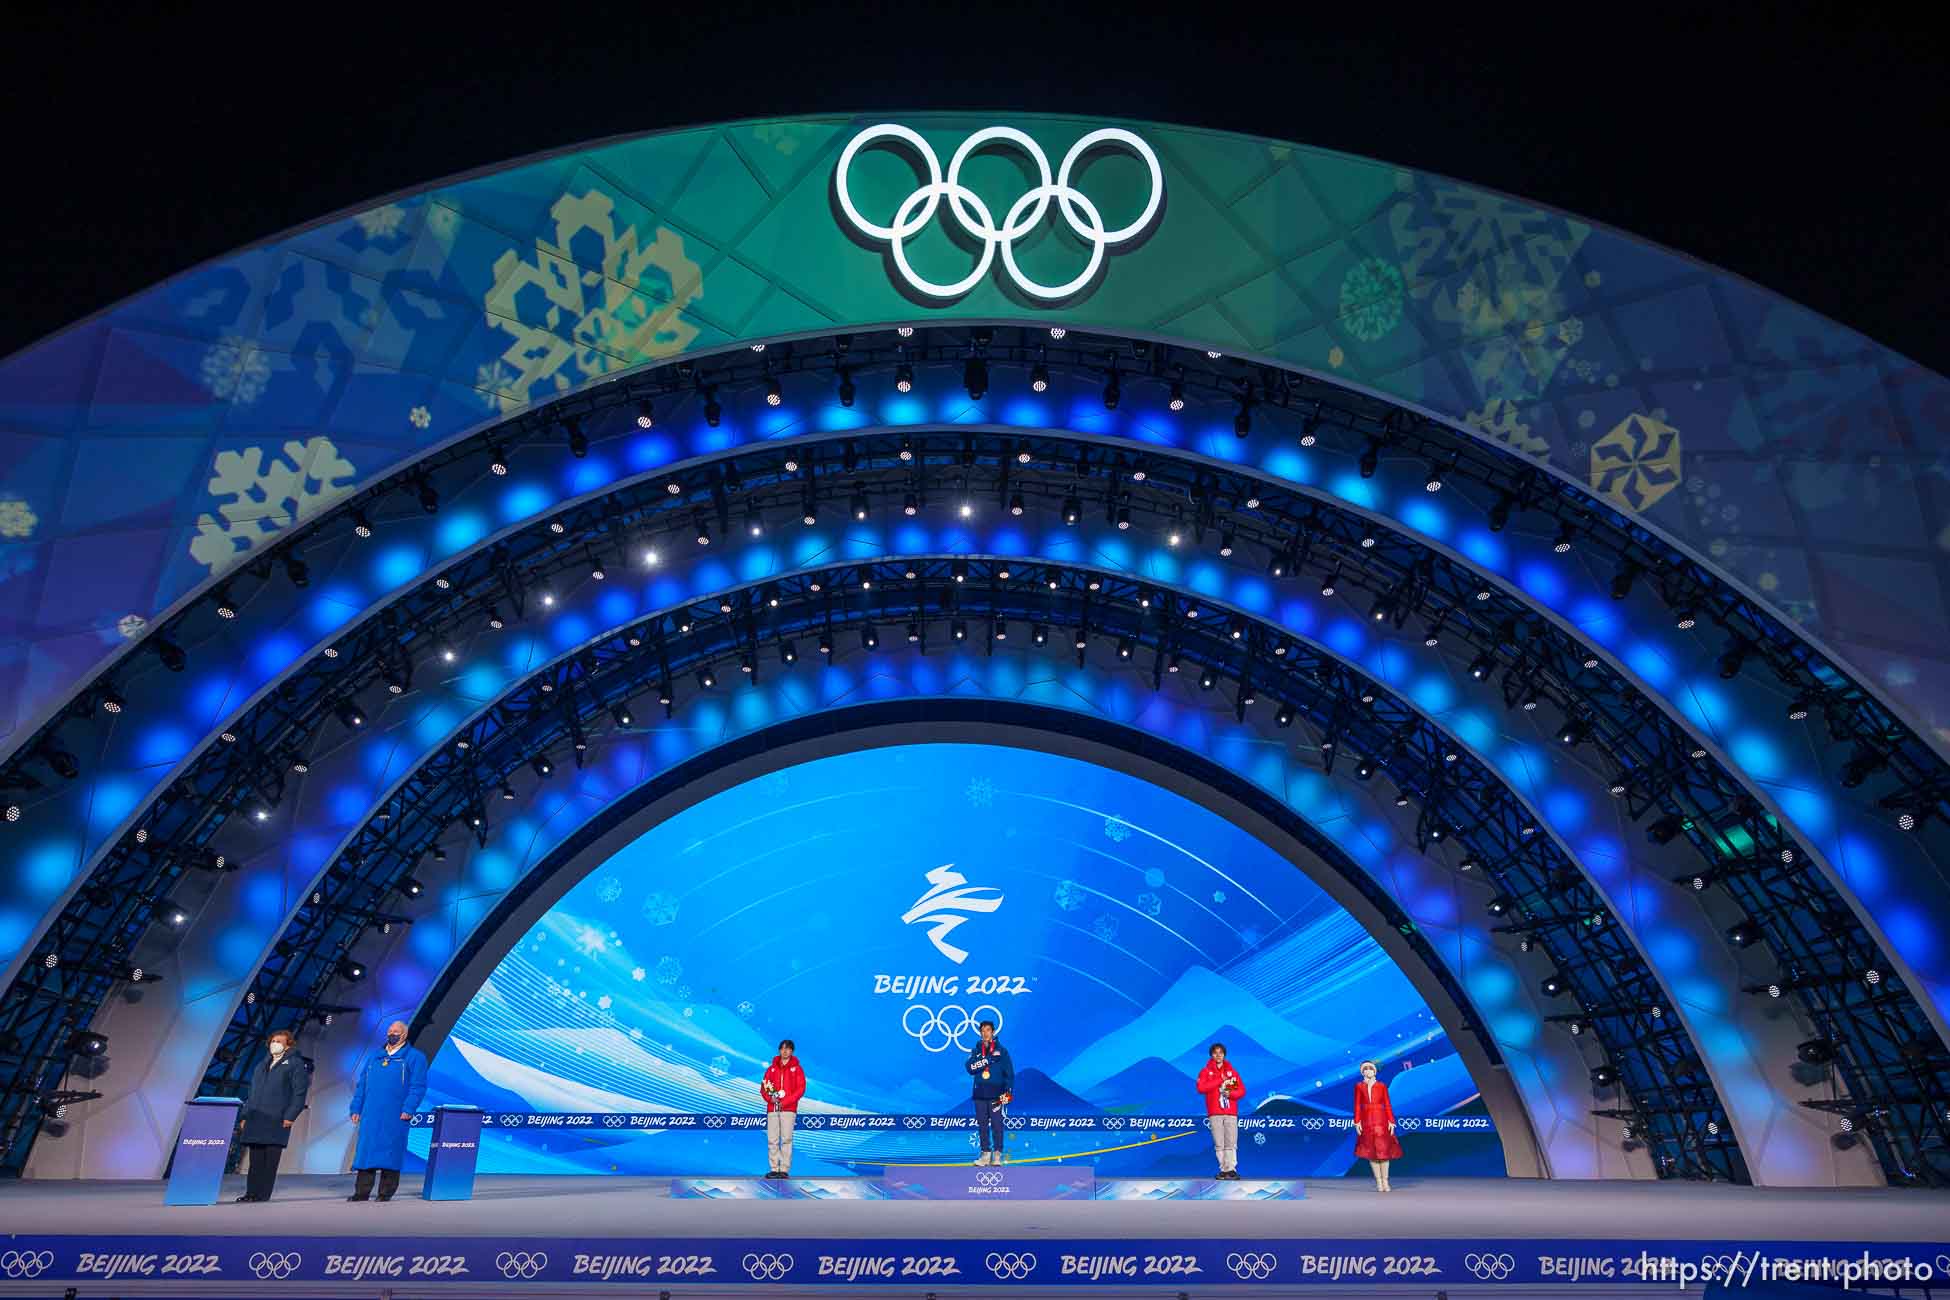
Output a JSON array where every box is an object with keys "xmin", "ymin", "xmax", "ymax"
[{"xmin": 423, "ymin": 744, "xmax": 1502, "ymax": 1177}]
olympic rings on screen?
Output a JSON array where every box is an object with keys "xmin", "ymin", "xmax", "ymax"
[
  {"xmin": 1226, "ymin": 1251, "xmax": 1276, "ymax": 1280},
  {"xmin": 901, "ymin": 1003, "xmax": 1003, "ymax": 1052},
  {"xmin": 975, "ymin": 1170, "xmax": 1005, "ymax": 1187},
  {"xmin": 0, "ymin": 1251, "xmax": 52, "ymax": 1279},
  {"xmin": 1464, "ymin": 1252, "xmax": 1516, "ymax": 1280},
  {"xmin": 249, "ymin": 1251, "xmax": 302, "ymax": 1280},
  {"xmin": 835, "ymin": 124, "xmax": 1164, "ymax": 301},
  {"xmin": 496, "ymin": 1251, "xmax": 548, "ymax": 1279},
  {"xmin": 986, "ymin": 1251, "xmax": 1037, "ymax": 1279},
  {"xmin": 742, "ymin": 1252, "xmax": 795, "ymax": 1281}
]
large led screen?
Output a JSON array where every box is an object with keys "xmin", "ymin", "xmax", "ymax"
[{"xmin": 421, "ymin": 743, "xmax": 1501, "ymax": 1177}]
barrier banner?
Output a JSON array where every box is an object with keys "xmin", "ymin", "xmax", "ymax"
[
  {"xmin": 413, "ymin": 1110, "xmax": 1485, "ymax": 1135},
  {"xmin": 161, "ymin": 1098, "xmax": 241, "ymax": 1207},
  {"xmin": 18, "ymin": 1236, "xmax": 1950, "ymax": 1288}
]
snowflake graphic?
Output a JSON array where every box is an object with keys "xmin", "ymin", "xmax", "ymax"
[
  {"xmin": 966, "ymin": 776, "xmax": 995, "ymax": 807},
  {"xmin": 1136, "ymin": 891, "xmax": 1163, "ymax": 917},
  {"xmin": 572, "ymin": 925, "xmax": 607, "ymax": 957},
  {"xmin": 1212, "ymin": 889, "xmax": 1227, "ymax": 904},
  {"xmin": 641, "ymin": 892, "xmax": 680, "ymax": 926},
  {"xmin": 409, "ymin": 405, "xmax": 431, "ymax": 429},
  {"xmin": 677, "ymin": 985, "xmax": 693, "ymax": 1001},
  {"xmin": 1463, "ymin": 398, "xmax": 1551, "ymax": 459},
  {"xmin": 597, "ymin": 877, "xmax": 623, "ymax": 904},
  {"xmin": 736, "ymin": 999, "xmax": 755, "ymax": 1019},
  {"xmin": 482, "ymin": 189, "xmax": 703, "ymax": 410},
  {"xmin": 1239, "ymin": 926, "xmax": 1262, "ymax": 948},
  {"xmin": 597, "ymin": 994, "xmax": 613, "ymax": 1010},
  {"xmin": 1091, "ymin": 914, "xmax": 1120, "ymax": 943},
  {"xmin": 682, "ymin": 1007, "xmax": 695, "ymax": 1018},
  {"xmin": 117, "ymin": 613, "xmax": 147, "ymax": 639},
  {"xmin": 1053, "ymin": 880, "xmax": 1085, "ymax": 912},
  {"xmin": 188, "ymin": 436, "xmax": 358, "ymax": 574},
  {"xmin": 1142, "ymin": 867, "xmax": 1165, "ymax": 888},
  {"xmin": 1590, "ymin": 413, "xmax": 1683, "ymax": 513},
  {"xmin": 352, "ymin": 204, "xmax": 406, "ymax": 240},
  {"xmin": 1556, "ymin": 316, "xmax": 1585, "ymax": 346},
  {"xmin": 474, "ymin": 361, "xmax": 523, "ymax": 413},
  {"xmin": 629, "ymin": 966, "xmax": 646, "ymax": 982},
  {"xmin": 0, "ymin": 498, "xmax": 37, "ymax": 539},
  {"xmin": 199, "ymin": 333, "xmax": 273, "ymax": 404},
  {"xmin": 752, "ymin": 122, "xmax": 802, "ymax": 156},
  {"xmin": 1252, "ymin": 1131, "xmax": 1266, "ymax": 1146},
  {"xmin": 1103, "ymin": 815, "xmax": 1132, "ymax": 843},
  {"xmin": 654, "ymin": 956, "xmax": 682, "ymax": 985},
  {"xmin": 1339, "ymin": 258, "xmax": 1405, "ymax": 343}
]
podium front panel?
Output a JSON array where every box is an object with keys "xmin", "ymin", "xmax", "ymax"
[{"xmin": 164, "ymin": 1099, "xmax": 242, "ymax": 1206}]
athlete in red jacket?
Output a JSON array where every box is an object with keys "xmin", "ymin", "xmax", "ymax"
[
  {"xmin": 760, "ymin": 1040, "xmax": 806, "ymax": 1178},
  {"xmin": 1195, "ymin": 1043, "xmax": 1246, "ymax": 1179}
]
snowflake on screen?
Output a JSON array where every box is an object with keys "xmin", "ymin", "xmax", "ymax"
[
  {"xmin": 0, "ymin": 498, "xmax": 38, "ymax": 539},
  {"xmin": 1053, "ymin": 880, "xmax": 1084, "ymax": 912},
  {"xmin": 654, "ymin": 956, "xmax": 682, "ymax": 985},
  {"xmin": 117, "ymin": 613, "xmax": 148, "ymax": 639},
  {"xmin": 1102, "ymin": 815, "xmax": 1132, "ymax": 843},
  {"xmin": 965, "ymin": 776, "xmax": 994, "ymax": 807},
  {"xmin": 474, "ymin": 361, "xmax": 524, "ymax": 413},
  {"xmin": 677, "ymin": 985, "xmax": 693, "ymax": 1001},
  {"xmin": 352, "ymin": 204, "xmax": 407, "ymax": 240},
  {"xmin": 572, "ymin": 926, "xmax": 607, "ymax": 957},
  {"xmin": 1142, "ymin": 868, "xmax": 1165, "ymax": 888},
  {"xmin": 1135, "ymin": 891, "xmax": 1163, "ymax": 918},
  {"xmin": 629, "ymin": 966, "xmax": 645, "ymax": 982},
  {"xmin": 1212, "ymin": 889, "xmax": 1227, "ymax": 904},
  {"xmin": 641, "ymin": 892, "xmax": 680, "ymax": 926},
  {"xmin": 1338, "ymin": 258, "xmax": 1405, "ymax": 342},
  {"xmin": 597, "ymin": 877, "xmax": 623, "ymax": 904},
  {"xmin": 188, "ymin": 436, "xmax": 358, "ymax": 574},
  {"xmin": 198, "ymin": 334, "xmax": 273, "ymax": 405},
  {"xmin": 736, "ymin": 1000, "xmax": 756, "ymax": 1019},
  {"xmin": 1091, "ymin": 914, "xmax": 1120, "ymax": 943},
  {"xmin": 596, "ymin": 995, "xmax": 613, "ymax": 1010}
]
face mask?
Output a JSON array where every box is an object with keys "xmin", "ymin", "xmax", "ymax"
[
  {"xmin": 386, "ymin": 1033, "xmax": 404, "ymax": 1047},
  {"xmin": 268, "ymin": 1042, "xmax": 286, "ymax": 1057}
]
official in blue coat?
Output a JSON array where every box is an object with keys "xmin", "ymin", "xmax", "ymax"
[
  {"xmin": 347, "ymin": 1019, "xmax": 428, "ymax": 1201},
  {"xmin": 235, "ymin": 1029, "xmax": 309, "ymax": 1201}
]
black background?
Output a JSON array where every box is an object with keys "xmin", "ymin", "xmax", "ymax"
[{"xmin": 3, "ymin": 3, "xmax": 1943, "ymax": 369}]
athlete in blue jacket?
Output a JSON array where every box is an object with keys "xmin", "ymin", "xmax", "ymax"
[{"xmin": 964, "ymin": 1020, "xmax": 1015, "ymax": 1165}]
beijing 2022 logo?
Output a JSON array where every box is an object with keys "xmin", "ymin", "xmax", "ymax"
[{"xmin": 835, "ymin": 123, "xmax": 1163, "ymax": 302}]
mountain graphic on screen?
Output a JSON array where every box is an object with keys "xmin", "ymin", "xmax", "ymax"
[
  {"xmin": 1082, "ymin": 1056, "xmax": 1196, "ymax": 1110},
  {"xmin": 944, "ymin": 1067, "xmax": 1095, "ymax": 1115},
  {"xmin": 1052, "ymin": 966, "xmax": 1340, "ymax": 1097}
]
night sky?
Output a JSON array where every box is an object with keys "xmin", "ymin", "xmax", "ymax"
[{"xmin": 3, "ymin": 5, "xmax": 1943, "ymax": 370}]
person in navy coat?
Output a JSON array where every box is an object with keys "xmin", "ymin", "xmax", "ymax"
[
  {"xmin": 235, "ymin": 1029, "xmax": 309, "ymax": 1201},
  {"xmin": 347, "ymin": 1019, "xmax": 428, "ymax": 1201}
]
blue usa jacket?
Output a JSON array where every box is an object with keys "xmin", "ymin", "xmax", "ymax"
[{"xmin": 965, "ymin": 1039, "xmax": 1015, "ymax": 1100}]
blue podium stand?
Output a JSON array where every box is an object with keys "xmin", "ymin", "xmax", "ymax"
[
  {"xmin": 422, "ymin": 1105, "xmax": 482, "ymax": 1201},
  {"xmin": 165, "ymin": 1097, "xmax": 242, "ymax": 1206}
]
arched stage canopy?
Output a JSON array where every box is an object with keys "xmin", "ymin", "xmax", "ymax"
[{"xmin": 1, "ymin": 113, "xmax": 1946, "ymax": 1189}]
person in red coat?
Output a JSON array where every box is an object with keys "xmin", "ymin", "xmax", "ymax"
[
  {"xmin": 760, "ymin": 1039, "xmax": 806, "ymax": 1178},
  {"xmin": 1195, "ymin": 1042, "xmax": 1246, "ymax": 1179},
  {"xmin": 1352, "ymin": 1059, "xmax": 1402, "ymax": 1191}
]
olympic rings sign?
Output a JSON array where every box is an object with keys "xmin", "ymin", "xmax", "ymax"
[
  {"xmin": 986, "ymin": 1251, "xmax": 1037, "ymax": 1280},
  {"xmin": 1226, "ymin": 1251, "xmax": 1277, "ymax": 1280},
  {"xmin": 0, "ymin": 1251, "xmax": 52, "ymax": 1279},
  {"xmin": 1464, "ymin": 1252, "xmax": 1516, "ymax": 1280},
  {"xmin": 974, "ymin": 1169, "xmax": 1006, "ymax": 1187},
  {"xmin": 901, "ymin": 1002, "xmax": 1004, "ymax": 1053},
  {"xmin": 835, "ymin": 123, "xmax": 1164, "ymax": 301},
  {"xmin": 250, "ymin": 1251, "xmax": 303, "ymax": 1280},
  {"xmin": 742, "ymin": 1252, "xmax": 795, "ymax": 1281},
  {"xmin": 497, "ymin": 1251, "xmax": 549, "ymax": 1280}
]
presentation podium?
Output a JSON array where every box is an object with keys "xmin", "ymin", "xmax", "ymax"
[
  {"xmin": 164, "ymin": 1097, "xmax": 241, "ymax": 1206},
  {"xmin": 421, "ymin": 1105, "xmax": 482, "ymax": 1201}
]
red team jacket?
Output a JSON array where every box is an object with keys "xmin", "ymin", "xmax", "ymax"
[
  {"xmin": 1195, "ymin": 1059, "xmax": 1246, "ymax": 1116},
  {"xmin": 1352, "ymin": 1078, "xmax": 1403, "ymax": 1159},
  {"xmin": 761, "ymin": 1055, "xmax": 806, "ymax": 1113}
]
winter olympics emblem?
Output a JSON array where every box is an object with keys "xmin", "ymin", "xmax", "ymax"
[{"xmin": 835, "ymin": 123, "xmax": 1163, "ymax": 301}]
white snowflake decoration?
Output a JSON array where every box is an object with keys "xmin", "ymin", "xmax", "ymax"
[
  {"xmin": 1103, "ymin": 815, "xmax": 1132, "ymax": 843},
  {"xmin": 677, "ymin": 984, "xmax": 692, "ymax": 1001},
  {"xmin": 640, "ymin": 892, "xmax": 680, "ymax": 926},
  {"xmin": 474, "ymin": 361, "xmax": 523, "ymax": 413},
  {"xmin": 966, "ymin": 776, "xmax": 995, "ymax": 807},
  {"xmin": 117, "ymin": 613, "xmax": 147, "ymax": 639},
  {"xmin": 597, "ymin": 877, "xmax": 623, "ymax": 904},
  {"xmin": 654, "ymin": 956, "xmax": 682, "ymax": 985},
  {"xmin": 188, "ymin": 436, "xmax": 358, "ymax": 574},
  {"xmin": 572, "ymin": 925, "xmax": 607, "ymax": 957},
  {"xmin": 596, "ymin": 995, "xmax": 612, "ymax": 1010},
  {"xmin": 409, "ymin": 405, "xmax": 431, "ymax": 429},
  {"xmin": 1053, "ymin": 880, "xmax": 1084, "ymax": 911},
  {"xmin": 629, "ymin": 966, "xmax": 646, "ymax": 982},
  {"xmin": 708, "ymin": 1054, "xmax": 729, "ymax": 1077},
  {"xmin": 352, "ymin": 204, "xmax": 406, "ymax": 239},
  {"xmin": 736, "ymin": 999, "xmax": 755, "ymax": 1019},
  {"xmin": 199, "ymin": 334, "xmax": 273, "ymax": 405},
  {"xmin": 0, "ymin": 498, "xmax": 37, "ymax": 539},
  {"xmin": 1135, "ymin": 891, "xmax": 1163, "ymax": 917}
]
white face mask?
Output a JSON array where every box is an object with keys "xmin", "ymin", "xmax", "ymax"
[{"xmin": 268, "ymin": 1042, "xmax": 286, "ymax": 1057}]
